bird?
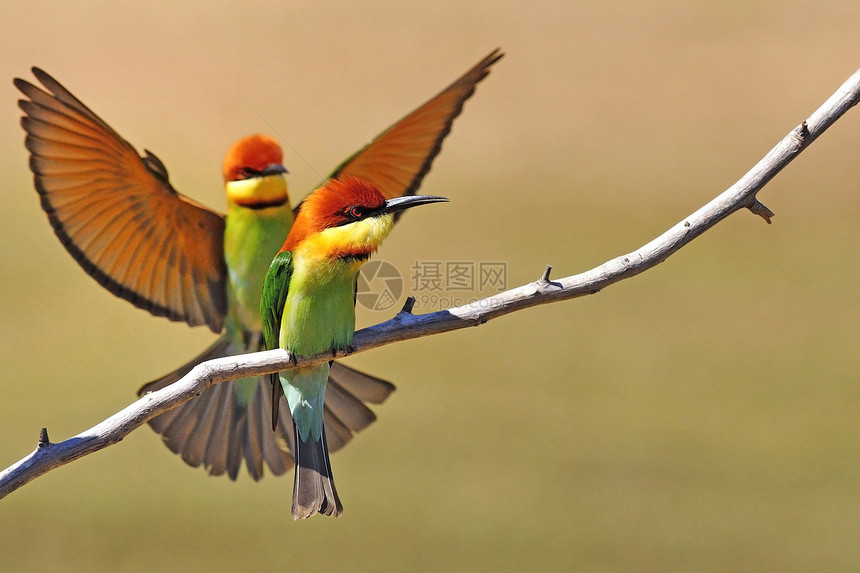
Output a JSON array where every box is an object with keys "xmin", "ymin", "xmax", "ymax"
[
  {"xmin": 14, "ymin": 49, "xmax": 503, "ymax": 480},
  {"xmin": 261, "ymin": 176, "xmax": 447, "ymax": 518}
]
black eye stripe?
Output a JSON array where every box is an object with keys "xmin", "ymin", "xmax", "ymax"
[
  {"xmin": 340, "ymin": 204, "xmax": 384, "ymax": 223},
  {"xmin": 239, "ymin": 167, "xmax": 262, "ymax": 179}
]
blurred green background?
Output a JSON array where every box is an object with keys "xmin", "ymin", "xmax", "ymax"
[{"xmin": 2, "ymin": 1, "xmax": 860, "ymax": 571}]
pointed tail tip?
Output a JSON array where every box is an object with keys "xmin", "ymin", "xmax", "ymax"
[
  {"xmin": 291, "ymin": 425, "xmax": 344, "ymax": 520},
  {"xmin": 291, "ymin": 502, "xmax": 344, "ymax": 520},
  {"xmin": 291, "ymin": 481, "xmax": 344, "ymax": 519}
]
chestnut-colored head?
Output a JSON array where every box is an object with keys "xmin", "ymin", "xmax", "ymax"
[
  {"xmin": 222, "ymin": 134, "xmax": 289, "ymax": 208},
  {"xmin": 222, "ymin": 134, "xmax": 285, "ymax": 182},
  {"xmin": 282, "ymin": 176, "xmax": 447, "ymax": 261}
]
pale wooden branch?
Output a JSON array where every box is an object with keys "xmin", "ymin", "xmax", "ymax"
[{"xmin": 3, "ymin": 67, "xmax": 859, "ymax": 500}]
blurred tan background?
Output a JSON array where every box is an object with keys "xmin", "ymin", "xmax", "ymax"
[{"xmin": 2, "ymin": 1, "xmax": 860, "ymax": 571}]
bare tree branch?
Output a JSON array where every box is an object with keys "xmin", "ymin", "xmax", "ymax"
[{"xmin": 3, "ymin": 67, "xmax": 859, "ymax": 500}]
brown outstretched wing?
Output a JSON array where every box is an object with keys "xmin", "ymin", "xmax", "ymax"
[
  {"xmin": 320, "ymin": 48, "xmax": 503, "ymax": 205},
  {"xmin": 15, "ymin": 68, "xmax": 227, "ymax": 333}
]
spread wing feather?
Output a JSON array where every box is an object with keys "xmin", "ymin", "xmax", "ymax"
[
  {"xmin": 15, "ymin": 68, "xmax": 227, "ymax": 332},
  {"xmin": 310, "ymin": 49, "xmax": 503, "ymax": 210}
]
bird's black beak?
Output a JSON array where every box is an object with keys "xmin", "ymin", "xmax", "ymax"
[
  {"xmin": 383, "ymin": 194, "xmax": 448, "ymax": 215},
  {"xmin": 262, "ymin": 163, "xmax": 289, "ymax": 176}
]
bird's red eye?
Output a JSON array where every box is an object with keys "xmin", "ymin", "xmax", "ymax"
[{"xmin": 348, "ymin": 206, "xmax": 364, "ymax": 219}]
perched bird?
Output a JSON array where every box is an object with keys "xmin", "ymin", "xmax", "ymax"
[
  {"xmin": 262, "ymin": 176, "xmax": 447, "ymax": 518},
  {"xmin": 14, "ymin": 49, "xmax": 503, "ymax": 480}
]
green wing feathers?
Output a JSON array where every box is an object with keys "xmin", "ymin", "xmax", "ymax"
[
  {"xmin": 261, "ymin": 250, "xmax": 293, "ymax": 350},
  {"xmin": 261, "ymin": 250, "xmax": 293, "ymax": 429}
]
